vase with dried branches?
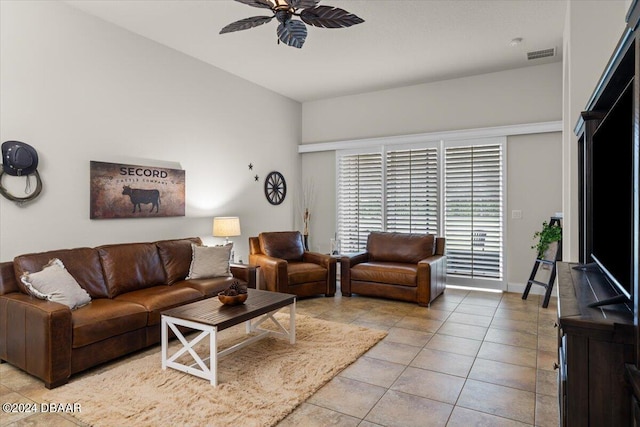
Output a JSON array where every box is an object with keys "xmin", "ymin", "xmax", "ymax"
[{"xmin": 298, "ymin": 179, "xmax": 314, "ymax": 251}]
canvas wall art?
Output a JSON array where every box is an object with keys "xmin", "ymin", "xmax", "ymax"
[{"xmin": 90, "ymin": 161, "xmax": 185, "ymax": 219}]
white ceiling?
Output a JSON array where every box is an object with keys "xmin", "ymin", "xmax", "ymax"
[{"xmin": 64, "ymin": 0, "xmax": 569, "ymax": 102}]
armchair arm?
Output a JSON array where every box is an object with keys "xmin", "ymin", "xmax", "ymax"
[
  {"xmin": 302, "ymin": 251, "xmax": 335, "ymax": 267},
  {"xmin": 248, "ymin": 254, "xmax": 289, "ymax": 293},
  {"xmin": 230, "ymin": 263, "xmax": 257, "ymax": 289},
  {"xmin": 340, "ymin": 252, "xmax": 369, "ymax": 296},
  {"xmin": 417, "ymin": 254, "xmax": 447, "ymax": 306},
  {"xmin": 0, "ymin": 293, "xmax": 72, "ymax": 388}
]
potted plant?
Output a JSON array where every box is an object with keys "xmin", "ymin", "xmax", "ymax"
[{"xmin": 532, "ymin": 220, "xmax": 562, "ymax": 259}]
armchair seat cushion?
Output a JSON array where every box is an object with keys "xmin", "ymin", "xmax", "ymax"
[
  {"xmin": 287, "ymin": 262, "xmax": 327, "ymax": 285},
  {"xmin": 351, "ymin": 262, "xmax": 418, "ymax": 287},
  {"xmin": 115, "ymin": 285, "xmax": 203, "ymax": 325},
  {"xmin": 72, "ymin": 299, "xmax": 148, "ymax": 348}
]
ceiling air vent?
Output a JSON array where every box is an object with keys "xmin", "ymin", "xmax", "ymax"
[{"xmin": 527, "ymin": 47, "xmax": 556, "ymax": 60}]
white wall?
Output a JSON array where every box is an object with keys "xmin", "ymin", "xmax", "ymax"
[
  {"xmin": 562, "ymin": 0, "xmax": 629, "ymax": 262},
  {"xmin": 301, "ymin": 63, "xmax": 563, "ymax": 292},
  {"xmin": 0, "ymin": 1, "xmax": 301, "ymax": 262}
]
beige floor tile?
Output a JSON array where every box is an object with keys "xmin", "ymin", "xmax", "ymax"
[
  {"xmin": 349, "ymin": 319, "xmax": 392, "ymax": 331},
  {"xmin": 491, "ymin": 317, "xmax": 539, "ymax": 334},
  {"xmin": 357, "ymin": 311, "xmax": 403, "ymax": 328},
  {"xmin": 438, "ymin": 321, "xmax": 488, "ymax": 341},
  {"xmin": 418, "ymin": 307, "xmax": 453, "ymax": 321},
  {"xmin": 277, "ymin": 403, "xmax": 360, "ymax": 427},
  {"xmin": 537, "ymin": 350, "xmax": 558, "ymax": 372},
  {"xmin": 339, "ymin": 356, "xmax": 406, "ymax": 388},
  {"xmin": 411, "ymin": 348, "xmax": 475, "ymax": 378},
  {"xmin": 454, "ymin": 303, "xmax": 497, "ymax": 317},
  {"xmin": 484, "ymin": 328, "xmax": 538, "ymax": 350},
  {"xmin": 384, "ymin": 327, "xmax": 433, "ymax": 347},
  {"xmin": 537, "ymin": 334, "xmax": 557, "ymax": 353},
  {"xmin": 469, "ymin": 358, "xmax": 537, "ymax": 392},
  {"xmin": 9, "ymin": 412, "xmax": 81, "ymax": 427},
  {"xmin": 447, "ymin": 312, "xmax": 493, "ymax": 328},
  {"xmin": 307, "ymin": 376, "xmax": 387, "ymax": 419},
  {"xmin": 536, "ymin": 369, "xmax": 559, "ymax": 397},
  {"xmin": 535, "ymin": 393, "xmax": 560, "ymax": 427},
  {"xmin": 426, "ymin": 334, "xmax": 482, "ymax": 357},
  {"xmin": 394, "ymin": 315, "xmax": 444, "ymax": 333},
  {"xmin": 390, "ymin": 366, "xmax": 465, "ymax": 405},
  {"xmin": 364, "ymin": 340, "xmax": 421, "ymax": 365},
  {"xmin": 457, "ymin": 379, "xmax": 536, "ymax": 424},
  {"xmin": 365, "ymin": 390, "xmax": 453, "ymax": 427},
  {"xmin": 477, "ymin": 341, "xmax": 538, "ymax": 368},
  {"xmin": 447, "ymin": 406, "xmax": 533, "ymax": 426},
  {"xmin": 429, "ymin": 300, "xmax": 461, "ymax": 312},
  {"xmin": 0, "ymin": 392, "xmax": 38, "ymax": 425},
  {"xmin": 357, "ymin": 421, "xmax": 383, "ymax": 427},
  {"xmin": 462, "ymin": 295, "xmax": 502, "ymax": 308},
  {"xmin": 494, "ymin": 307, "xmax": 539, "ymax": 322}
]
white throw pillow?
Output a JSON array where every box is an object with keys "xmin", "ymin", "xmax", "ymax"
[
  {"xmin": 20, "ymin": 259, "xmax": 92, "ymax": 310},
  {"xmin": 186, "ymin": 243, "xmax": 232, "ymax": 280}
]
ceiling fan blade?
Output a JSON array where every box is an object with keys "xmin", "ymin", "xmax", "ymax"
[
  {"xmin": 289, "ymin": 0, "xmax": 320, "ymax": 9},
  {"xmin": 300, "ymin": 6, "xmax": 364, "ymax": 28},
  {"xmin": 277, "ymin": 20, "xmax": 307, "ymax": 48},
  {"xmin": 220, "ymin": 15, "xmax": 274, "ymax": 34},
  {"xmin": 233, "ymin": 0, "xmax": 274, "ymax": 9}
]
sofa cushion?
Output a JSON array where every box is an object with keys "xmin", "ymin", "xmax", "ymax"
[
  {"xmin": 186, "ymin": 244, "xmax": 232, "ymax": 280},
  {"xmin": 115, "ymin": 285, "xmax": 203, "ymax": 325},
  {"xmin": 156, "ymin": 237, "xmax": 202, "ymax": 285},
  {"xmin": 20, "ymin": 259, "xmax": 92, "ymax": 310},
  {"xmin": 367, "ymin": 232, "xmax": 435, "ymax": 264},
  {"xmin": 97, "ymin": 243, "xmax": 167, "ymax": 298},
  {"xmin": 287, "ymin": 262, "xmax": 327, "ymax": 285},
  {"xmin": 351, "ymin": 262, "xmax": 418, "ymax": 287},
  {"xmin": 174, "ymin": 276, "xmax": 237, "ymax": 298},
  {"xmin": 259, "ymin": 231, "xmax": 305, "ymax": 261},
  {"xmin": 72, "ymin": 299, "xmax": 148, "ymax": 348},
  {"xmin": 14, "ymin": 247, "xmax": 109, "ymax": 298}
]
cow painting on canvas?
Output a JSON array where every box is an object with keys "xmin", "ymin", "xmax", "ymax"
[
  {"xmin": 122, "ymin": 186, "xmax": 160, "ymax": 213},
  {"xmin": 89, "ymin": 161, "xmax": 185, "ymax": 219}
]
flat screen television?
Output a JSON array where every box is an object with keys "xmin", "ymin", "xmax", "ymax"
[{"xmin": 587, "ymin": 81, "xmax": 634, "ymax": 308}]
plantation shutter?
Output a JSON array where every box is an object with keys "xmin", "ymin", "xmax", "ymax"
[
  {"xmin": 386, "ymin": 147, "xmax": 439, "ymax": 234},
  {"xmin": 444, "ymin": 141, "xmax": 504, "ymax": 288},
  {"xmin": 337, "ymin": 152, "xmax": 383, "ymax": 253}
]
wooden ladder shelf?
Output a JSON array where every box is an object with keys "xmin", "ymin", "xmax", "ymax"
[{"xmin": 522, "ymin": 216, "xmax": 562, "ymax": 308}]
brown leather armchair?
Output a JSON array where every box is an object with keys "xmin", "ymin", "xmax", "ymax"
[
  {"xmin": 249, "ymin": 231, "xmax": 336, "ymax": 297},
  {"xmin": 341, "ymin": 231, "xmax": 446, "ymax": 306}
]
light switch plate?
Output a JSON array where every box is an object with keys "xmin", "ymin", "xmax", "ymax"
[{"xmin": 512, "ymin": 210, "xmax": 523, "ymax": 219}]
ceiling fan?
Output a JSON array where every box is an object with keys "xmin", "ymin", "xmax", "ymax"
[{"xmin": 220, "ymin": 0, "xmax": 364, "ymax": 49}]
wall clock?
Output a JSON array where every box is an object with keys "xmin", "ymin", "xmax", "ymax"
[{"xmin": 264, "ymin": 171, "xmax": 286, "ymax": 205}]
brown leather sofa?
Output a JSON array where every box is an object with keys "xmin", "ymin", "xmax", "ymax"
[
  {"xmin": 341, "ymin": 232, "xmax": 446, "ymax": 306},
  {"xmin": 249, "ymin": 231, "xmax": 336, "ymax": 297},
  {"xmin": 0, "ymin": 237, "xmax": 256, "ymax": 389}
]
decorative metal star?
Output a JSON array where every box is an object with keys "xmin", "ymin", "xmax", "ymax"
[
  {"xmin": 248, "ymin": 163, "xmax": 253, "ymax": 170},
  {"xmin": 254, "ymin": 174, "xmax": 259, "ymax": 181}
]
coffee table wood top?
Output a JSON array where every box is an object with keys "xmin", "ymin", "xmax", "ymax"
[{"xmin": 161, "ymin": 288, "xmax": 296, "ymax": 331}]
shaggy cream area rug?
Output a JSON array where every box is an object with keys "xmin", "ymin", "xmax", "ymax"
[{"xmin": 42, "ymin": 313, "xmax": 386, "ymax": 427}]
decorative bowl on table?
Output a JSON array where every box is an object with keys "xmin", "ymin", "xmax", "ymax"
[{"xmin": 218, "ymin": 281, "xmax": 248, "ymax": 306}]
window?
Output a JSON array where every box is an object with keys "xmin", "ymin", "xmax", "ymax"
[
  {"xmin": 444, "ymin": 140, "xmax": 504, "ymax": 288},
  {"xmin": 386, "ymin": 147, "xmax": 439, "ymax": 234},
  {"xmin": 336, "ymin": 137, "xmax": 505, "ymax": 289},
  {"xmin": 336, "ymin": 151, "xmax": 383, "ymax": 253}
]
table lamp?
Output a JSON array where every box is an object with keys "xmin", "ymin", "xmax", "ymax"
[{"xmin": 213, "ymin": 216, "xmax": 241, "ymax": 262}]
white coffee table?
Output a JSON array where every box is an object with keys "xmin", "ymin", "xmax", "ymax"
[{"xmin": 161, "ymin": 288, "xmax": 296, "ymax": 386}]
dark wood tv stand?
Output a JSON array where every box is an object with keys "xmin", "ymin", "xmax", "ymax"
[{"xmin": 557, "ymin": 262, "xmax": 635, "ymax": 426}]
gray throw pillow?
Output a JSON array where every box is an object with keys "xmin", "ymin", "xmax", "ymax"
[
  {"xmin": 20, "ymin": 258, "xmax": 92, "ymax": 310},
  {"xmin": 186, "ymin": 243, "xmax": 232, "ymax": 280}
]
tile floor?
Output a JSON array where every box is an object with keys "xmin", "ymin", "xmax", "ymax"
[{"xmin": 0, "ymin": 287, "xmax": 559, "ymax": 426}]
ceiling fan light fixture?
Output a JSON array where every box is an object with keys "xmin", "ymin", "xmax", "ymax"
[{"xmin": 220, "ymin": 0, "xmax": 364, "ymax": 49}]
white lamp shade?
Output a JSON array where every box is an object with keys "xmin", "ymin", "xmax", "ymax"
[{"xmin": 213, "ymin": 217, "xmax": 241, "ymax": 237}]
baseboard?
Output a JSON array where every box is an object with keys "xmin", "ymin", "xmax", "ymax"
[{"xmin": 507, "ymin": 282, "xmax": 556, "ymax": 297}]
